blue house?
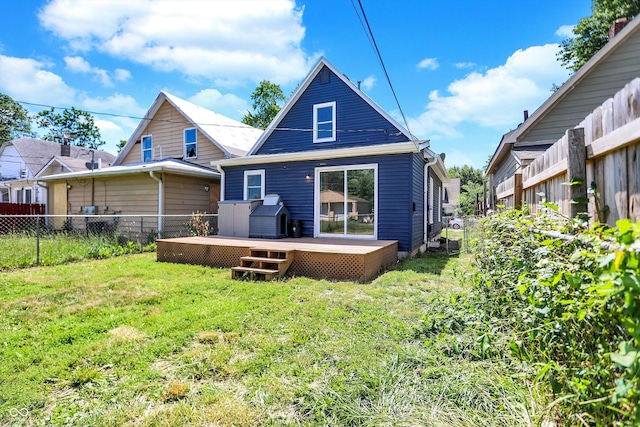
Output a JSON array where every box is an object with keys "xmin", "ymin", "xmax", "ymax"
[{"xmin": 215, "ymin": 58, "xmax": 447, "ymax": 258}]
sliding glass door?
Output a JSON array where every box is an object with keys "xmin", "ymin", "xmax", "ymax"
[{"xmin": 316, "ymin": 165, "xmax": 377, "ymax": 238}]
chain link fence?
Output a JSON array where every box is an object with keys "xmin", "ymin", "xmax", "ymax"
[
  {"xmin": 0, "ymin": 213, "xmax": 218, "ymax": 268},
  {"xmin": 440, "ymin": 215, "xmax": 483, "ymax": 254}
]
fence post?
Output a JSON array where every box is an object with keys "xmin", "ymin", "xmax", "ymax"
[
  {"xmin": 36, "ymin": 215, "xmax": 41, "ymax": 266},
  {"xmin": 514, "ymin": 174, "xmax": 523, "ymax": 209},
  {"xmin": 568, "ymin": 128, "xmax": 588, "ymax": 218}
]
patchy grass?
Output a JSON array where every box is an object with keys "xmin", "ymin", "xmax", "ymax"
[
  {"xmin": 0, "ymin": 232, "xmax": 155, "ymax": 270},
  {"xmin": 0, "ymin": 248, "xmax": 542, "ymax": 426}
]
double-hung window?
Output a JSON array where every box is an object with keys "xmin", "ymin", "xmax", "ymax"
[
  {"xmin": 184, "ymin": 128, "xmax": 197, "ymax": 159},
  {"xmin": 142, "ymin": 135, "xmax": 153, "ymax": 162},
  {"xmin": 313, "ymin": 101, "xmax": 336, "ymax": 143},
  {"xmin": 244, "ymin": 169, "xmax": 265, "ymax": 200}
]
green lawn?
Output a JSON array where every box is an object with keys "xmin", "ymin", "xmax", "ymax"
[{"xmin": 0, "ymin": 250, "xmax": 542, "ymax": 426}]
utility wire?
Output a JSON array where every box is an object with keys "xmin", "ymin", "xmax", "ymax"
[
  {"xmin": 353, "ymin": 0, "xmax": 415, "ymax": 142},
  {"xmin": 16, "ymin": 100, "xmax": 390, "ymax": 136}
]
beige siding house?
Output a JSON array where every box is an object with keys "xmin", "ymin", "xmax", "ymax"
[
  {"xmin": 486, "ymin": 16, "xmax": 640, "ymax": 209},
  {"xmin": 39, "ymin": 92, "xmax": 262, "ymax": 236}
]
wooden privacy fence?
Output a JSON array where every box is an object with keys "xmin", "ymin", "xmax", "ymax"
[
  {"xmin": 0, "ymin": 203, "xmax": 45, "ymax": 215},
  {"xmin": 497, "ymin": 78, "xmax": 640, "ymax": 225}
]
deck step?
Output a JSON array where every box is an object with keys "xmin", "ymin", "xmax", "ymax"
[
  {"xmin": 231, "ymin": 248, "xmax": 295, "ymax": 281},
  {"xmin": 240, "ymin": 256, "xmax": 288, "ymax": 264}
]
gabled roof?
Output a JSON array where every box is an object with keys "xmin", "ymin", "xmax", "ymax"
[
  {"xmin": 486, "ymin": 16, "xmax": 640, "ymax": 174},
  {"xmin": 37, "ymin": 158, "xmax": 219, "ymax": 181},
  {"xmin": 114, "ymin": 91, "xmax": 263, "ymax": 165},
  {"xmin": 1, "ymin": 137, "xmax": 115, "ymax": 176},
  {"xmin": 247, "ymin": 57, "xmax": 414, "ymax": 156}
]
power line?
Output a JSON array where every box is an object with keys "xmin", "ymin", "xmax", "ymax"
[
  {"xmin": 352, "ymin": 0, "xmax": 415, "ymax": 141},
  {"xmin": 16, "ymin": 100, "xmax": 391, "ymax": 136}
]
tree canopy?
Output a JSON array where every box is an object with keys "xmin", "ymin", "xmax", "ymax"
[
  {"xmin": 0, "ymin": 93, "xmax": 34, "ymax": 144},
  {"xmin": 242, "ymin": 81, "xmax": 286, "ymax": 129},
  {"xmin": 558, "ymin": 0, "xmax": 640, "ymax": 71},
  {"xmin": 447, "ymin": 165, "xmax": 486, "ymax": 216},
  {"xmin": 36, "ymin": 107, "xmax": 105, "ymax": 149}
]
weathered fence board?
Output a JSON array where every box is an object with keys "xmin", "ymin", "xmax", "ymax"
[{"xmin": 516, "ymin": 78, "xmax": 640, "ymax": 224}]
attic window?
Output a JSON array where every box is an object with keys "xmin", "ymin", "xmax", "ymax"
[
  {"xmin": 184, "ymin": 128, "xmax": 197, "ymax": 159},
  {"xmin": 142, "ymin": 135, "xmax": 153, "ymax": 162},
  {"xmin": 320, "ymin": 68, "xmax": 330, "ymax": 84},
  {"xmin": 313, "ymin": 101, "xmax": 336, "ymax": 143}
]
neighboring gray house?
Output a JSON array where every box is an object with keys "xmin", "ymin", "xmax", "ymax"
[
  {"xmin": 0, "ymin": 137, "xmax": 115, "ymax": 206},
  {"xmin": 442, "ymin": 177, "xmax": 461, "ymax": 216},
  {"xmin": 486, "ymin": 16, "xmax": 640, "ymax": 209}
]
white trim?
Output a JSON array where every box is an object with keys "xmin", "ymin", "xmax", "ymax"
[
  {"xmin": 314, "ymin": 163, "xmax": 378, "ymax": 240},
  {"xmin": 184, "ymin": 127, "xmax": 197, "ymax": 159},
  {"xmin": 243, "ymin": 169, "xmax": 265, "ymax": 200},
  {"xmin": 141, "ymin": 134, "xmax": 153, "ymax": 162},
  {"xmin": 313, "ymin": 101, "xmax": 336, "ymax": 143},
  {"xmin": 217, "ymin": 141, "xmax": 421, "ymax": 168}
]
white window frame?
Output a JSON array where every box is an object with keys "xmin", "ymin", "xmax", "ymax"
[
  {"xmin": 313, "ymin": 101, "xmax": 336, "ymax": 143},
  {"xmin": 141, "ymin": 135, "xmax": 153, "ymax": 162},
  {"xmin": 244, "ymin": 169, "xmax": 265, "ymax": 200},
  {"xmin": 314, "ymin": 163, "xmax": 378, "ymax": 239},
  {"xmin": 184, "ymin": 128, "xmax": 197, "ymax": 159},
  {"xmin": 429, "ymin": 176, "xmax": 434, "ymax": 224}
]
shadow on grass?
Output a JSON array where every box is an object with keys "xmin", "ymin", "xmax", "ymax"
[{"xmin": 393, "ymin": 238, "xmax": 462, "ymax": 276}]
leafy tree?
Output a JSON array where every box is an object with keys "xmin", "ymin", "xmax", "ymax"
[
  {"xmin": 242, "ymin": 81, "xmax": 285, "ymax": 129},
  {"xmin": 558, "ymin": 0, "xmax": 640, "ymax": 71},
  {"xmin": 116, "ymin": 139, "xmax": 127, "ymax": 153},
  {"xmin": 448, "ymin": 165, "xmax": 486, "ymax": 216},
  {"xmin": 36, "ymin": 107, "xmax": 105, "ymax": 149},
  {"xmin": 0, "ymin": 92, "xmax": 34, "ymax": 144}
]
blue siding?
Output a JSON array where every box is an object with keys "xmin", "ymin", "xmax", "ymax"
[
  {"xmin": 256, "ymin": 65, "xmax": 408, "ymax": 155},
  {"xmin": 223, "ymin": 152, "xmax": 419, "ymax": 252},
  {"xmin": 411, "ymin": 153, "xmax": 425, "ymax": 250}
]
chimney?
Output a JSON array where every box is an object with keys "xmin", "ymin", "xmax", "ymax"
[
  {"xmin": 609, "ymin": 17, "xmax": 630, "ymax": 40},
  {"xmin": 523, "ymin": 110, "xmax": 529, "ymax": 121},
  {"xmin": 61, "ymin": 143, "xmax": 71, "ymax": 157}
]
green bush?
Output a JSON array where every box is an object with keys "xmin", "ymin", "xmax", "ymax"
[{"xmin": 471, "ymin": 209, "xmax": 639, "ymax": 426}]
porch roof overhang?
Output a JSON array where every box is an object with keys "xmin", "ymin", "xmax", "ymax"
[{"xmin": 37, "ymin": 159, "xmax": 220, "ymax": 181}]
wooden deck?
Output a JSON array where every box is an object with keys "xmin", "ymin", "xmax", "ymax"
[{"xmin": 156, "ymin": 236, "xmax": 398, "ymax": 281}]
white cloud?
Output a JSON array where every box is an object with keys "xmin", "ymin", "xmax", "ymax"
[
  {"xmin": 188, "ymin": 89, "xmax": 249, "ymax": 120},
  {"xmin": 360, "ymin": 75, "xmax": 376, "ymax": 91},
  {"xmin": 556, "ymin": 25, "xmax": 575, "ymax": 38},
  {"xmin": 408, "ymin": 44, "xmax": 571, "ymax": 140},
  {"xmin": 0, "ymin": 54, "xmax": 75, "ymax": 105},
  {"xmin": 417, "ymin": 57, "xmax": 439, "ymax": 71},
  {"xmin": 39, "ymin": 0, "xmax": 315, "ymax": 86},
  {"xmin": 455, "ymin": 62, "xmax": 476, "ymax": 69},
  {"xmin": 64, "ymin": 55, "xmax": 113, "ymax": 87},
  {"xmin": 114, "ymin": 68, "xmax": 131, "ymax": 82}
]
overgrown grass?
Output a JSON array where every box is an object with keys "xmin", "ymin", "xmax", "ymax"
[
  {"xmin": 0, "ymin": 232, "xmax": 155, "ymax": 270},
  {"xmin": 0, "ymin": 247, "xmax": 542, "ymax": 426}
]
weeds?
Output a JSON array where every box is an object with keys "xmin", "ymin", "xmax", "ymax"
[{"xmin": 470, "ymin": 210, "xmax": 640, "ymax": 426}]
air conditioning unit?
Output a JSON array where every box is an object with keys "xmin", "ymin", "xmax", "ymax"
[
  {"xmin": 20, "ymin": 169, "xmax": 27, "ymax": 179},
  {"xmin": 84, "ymin": 205, "xmax": 98, "ymax": 215}
]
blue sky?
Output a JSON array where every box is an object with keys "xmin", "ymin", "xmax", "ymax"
[{"xmin": 0, "ymin": 0, "xmax": 593, "ymax": 169}]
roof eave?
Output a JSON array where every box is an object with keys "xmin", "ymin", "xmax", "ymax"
[{"xmin": 217, "ymin": 141, "xmax": 422, "ymax": 167}]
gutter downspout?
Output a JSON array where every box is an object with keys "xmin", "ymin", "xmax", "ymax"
[
  {"xmin": 149, "ymin": 171, "xmax": 163, "ymax": 237},
  {"xmin": 424, "ymin": 157, "xmax": 438, "ymax": 243},
  {"xmin": 216, "ymin": 163, "xmax": 225, "ymax": 202},
  {"xmin": 35, "ymin": 181, "xmax": 48, "ymax": 212}
]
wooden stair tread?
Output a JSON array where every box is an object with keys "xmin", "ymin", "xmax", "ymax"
[
  {"xmin": 241, "ymin": 256, "xmax": 288, "ymax": 263},
  {"xmin": 232, "ymin": 266, "xmax": 280, "ymax": 274}
]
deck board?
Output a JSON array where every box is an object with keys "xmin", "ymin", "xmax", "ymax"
[{"xmin": 156, "ymin": 236, "xmax": 398, "ymax": 281}]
